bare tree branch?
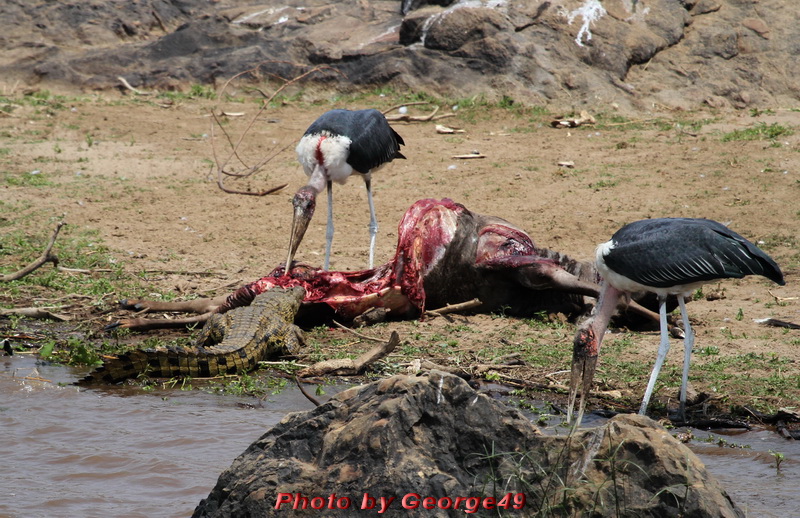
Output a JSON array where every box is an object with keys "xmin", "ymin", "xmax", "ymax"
[
  {"xmin": 297, "ymin": 331, "xmax": 400, "ymax": 377},
  {"xmin": 424, "ymin": 298, "xmax": 482, "ymax": 319},
  {"xmin": 210, "ymin": 63, "xmax": 343, "ymax": 197},
  {"xmin": 1, "ymin": 221, "xmax": 65, "ymax": 282},
  {"xmin": 0, "ymin": 307, "xmax": 71, "ymax": 321}
]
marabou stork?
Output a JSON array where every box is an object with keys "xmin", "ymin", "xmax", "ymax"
[
  {"xmin": 287, "ymin": 109, "xmax": 405, "ymax": 271},
  {"xmin": 567, "ymin": 217, "xmax": 785, "ymax": 426}
]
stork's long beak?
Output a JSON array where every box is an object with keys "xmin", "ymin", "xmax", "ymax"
[
  {"xmin": 566, "ymin": 282, "xmax": 620, "ymax": 427},
  {"xmin": 567, "ymin": 329, "xmax": 599, "ymax": 428},
  {"xmin": 286, "ymin": 188, "xmax": 316, "ymax": 274}
]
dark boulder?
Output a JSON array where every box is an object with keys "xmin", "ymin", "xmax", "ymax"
[{"xmin": 193, "ymin": 371, "xmax": 743, "ymax": 517}]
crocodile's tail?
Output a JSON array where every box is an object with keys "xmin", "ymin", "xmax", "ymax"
[{"xmin": 78, "ymin": 346, "xmax": 246, "ymax": 385}]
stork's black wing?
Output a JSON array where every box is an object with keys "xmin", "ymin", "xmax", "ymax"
[
  {"xmin": 304, "ymin": 109, "xmax": 404, "ymax": 174},
  {"xmin": 603, "ymin": 218, "xmax": 785, "ymax": 288}
]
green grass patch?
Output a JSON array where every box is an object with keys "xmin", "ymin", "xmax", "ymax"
[
  {"xmin": 1, "ymin": 170, "xmax": 54, "ymax": 187},
  {"xmin": 0, "ymin": 224, "xmax": 147, "ymax": 305},
  {"xmin": 721, "ymin": 122, "xmax": 793, "ymax": 143}
]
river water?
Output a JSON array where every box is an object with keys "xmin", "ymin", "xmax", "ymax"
[{"xmin": 2, "ymin": 355, "xmax": 798, "ymax": 517}]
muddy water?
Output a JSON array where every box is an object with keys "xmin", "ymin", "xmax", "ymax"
[
  {"xmin": 689, "ymin": 428, "xmax": 800, "ymax": 517},
  {"xmin": 1, "ymin": 355, "xmax": 323, "ymax": 518},
  {"xmin": 2, "ymin": 355, "xmax": 799, "ymax": 518}
]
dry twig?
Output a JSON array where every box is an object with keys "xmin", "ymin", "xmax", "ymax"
[
  {"xmin": 1, "ymin": 221, "xmax": 65, "ymax": 281},
  {"xmin": 451, "ymin": 153, "xmax": 486, "ymax": 160},
  {"xmin": 297, "ymin": 331, "xmax": 400, "ymax": 377},
  {"xmin": 210, "ymin": 63, "xmax": 341, "ymax": 196},
  {"xmin": 331, "ymin": 319, "xmax": 387, "ymax": 342},
  {"xmin": 769, "ymin": 289, "xmax": 798, "ymax": 303},
  {"xmin": 385, "ymin": 104, "xmax": 456, "ymax": 123},
  {"xmin": 424, "ymin": 298, "xmax": 482, "ymax": 318},
  {"xmin": 0, "ymin": 307, "xmax": 71, "ymax": 321},
  {"xmin": 295, "ymin": 376, "xmax": 322, "ymax": 406},
  {"xmin": 117, "ymin": 76, "xmax": 152, "ymax": 96}
]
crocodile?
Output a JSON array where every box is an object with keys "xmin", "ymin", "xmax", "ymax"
[{"xmin": 81, "ymin": 287, "xmax": 305, "ymax": 384}]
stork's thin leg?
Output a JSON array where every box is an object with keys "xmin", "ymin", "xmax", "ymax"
[
  {"xmin": 324, "ymin": 180, "xmax": 334, "ymax": 270},
  {"xmin": 365, "ymin": 176, "xmax": 377, "ymax": 269},
  {"xmin": 639, "ymin": 296, "xmax": 671, "ymax": 415},
  {"xmin": 677, "ymin": 297, "xmax": 694, "ymax": 421}
]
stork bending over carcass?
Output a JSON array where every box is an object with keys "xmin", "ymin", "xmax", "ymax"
[
  {"xmin": 288, "ymin": 109, "xmax": 405, "ymax": 271},
  {"xmin": 114, "ymin": 198, "xmax": 666, "ymax": 332},
  {"xmin": 566, "ymin": 218, "xmax": 785, "ymax": 427}
]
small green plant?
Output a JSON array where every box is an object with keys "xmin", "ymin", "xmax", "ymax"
[
  {"xmin": 721, "ymin": 122, "xmax": 793, "ymax": 143},
  {"xmin": 749, "ymin": 108, "xmax": 775, "ymax": 117},
  {"xmin": 64, "ymin": 337, "xmax": 102, "ymax": 366},
  {"xmin": 769, "ymin": 450, "xmax": 785, "ymax": 473},
  {"xmin": 696, "ymin": 345, "xmax": 720, "ymax": 356},
  {"xmin": 207, "ymin": 372, "xmax": 287, "ymax": 397},
  {"xmin": 38, "ymin": 340, "xmax": 56, "ymax": 358},
  {"xmin": 589, "ymin": 178, "xmax": 619, "ymax": 189},
  {"xmin": 485, "ymin": 372, "xmax": 502, "ymax": 382},
  {"xmin": 3, "ymin": 170, "xmax": 53, "ymax": 187}
]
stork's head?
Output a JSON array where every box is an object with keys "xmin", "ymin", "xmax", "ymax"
[
  {"xmin": 286, "ymin": 186, "xmax": 318, "ymax": 273},
  {"xmin": 566, "ymin": 325, "xmax": 600, "ymax": 428}
]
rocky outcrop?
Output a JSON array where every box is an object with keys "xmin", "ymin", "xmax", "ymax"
[
  {"xmin": 2, "ymin": 1, "xmax": 799, "ymax": 110},
  {"xmin": 0, "ymin": 0, "xmax": 800, "ymax": 109},
  {"xmin": 193, "ymin": 371, "xmax": 742, "ymax": 517}
]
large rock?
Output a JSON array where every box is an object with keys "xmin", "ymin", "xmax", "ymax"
[
  {"xmin": 2, "ymin": 1, "xmax": 800, "ymax": 111},
  {"xmin": 193, "ymin": 371, "xmax": 742, "ymax": 517}
]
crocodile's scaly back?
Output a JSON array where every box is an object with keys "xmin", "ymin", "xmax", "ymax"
[{"xmin": 81, "ymin": 287, "xmax": 305, "ymax": 384}]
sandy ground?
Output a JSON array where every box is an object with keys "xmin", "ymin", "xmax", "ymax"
[{"xmin": 1, "ymin": 90, "xmax": 798, "ymax": 416}]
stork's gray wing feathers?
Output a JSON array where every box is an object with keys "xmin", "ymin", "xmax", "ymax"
[
  {"xmin": 603, "ymin": 218, "xmax": 785, "ymax": 288},
  {"xmin": 303, "ymin": 109, "xmax": 404, "ymax": 174},
  {"xmin": 345, "ymin": 110, "xmax": 405, "ymax": 173}
]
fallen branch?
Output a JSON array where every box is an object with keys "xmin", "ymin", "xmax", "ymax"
[
  {"xmin": 0, "ymin": 307, "xmax": 71, "ymax": 321},
  {"xmin": 57, "ymin": 266, "xmax": 113, "ymax": 274},
  {"xmin": 297, "ymin": 331, "xmax": 400, "ymax": 377},
  {"xmin": 332, "ymin": 319, "xmax": 387, "ymax": 342},
  {"xmin": 210, "ymin": 111, "xmax": 290, "ymax": 196},
  {"xmin": 1, "ymin": 221, "xmax": 65, "ymax": 281},
  {"xmin": 117, "ymin": 76, "xmax": 152, "ymax": 96},
  {"xmin": 381, "ymin": 101, "xmax": 430, "ymax": 115},
  {"xmin": 385, "ymin": 105, "xmax": 456, "ymax": 123},
  {"xmin": 424, "ymin": 298, "xmax": 482, "ymax": 318},
  {"xmin": 210, "ymin": 63, "xmax": 342, "ymax": 197},
  {"xmin": 295, "ymin": 376, "xmax": 322, "ymax": 406},
  {"xmin": 435, "ymin": 124, "xmax": 465, "ymax": 134},
  {"xmin": 769, "ymin": 290, "xmax": 798, "ymax": 303}
]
